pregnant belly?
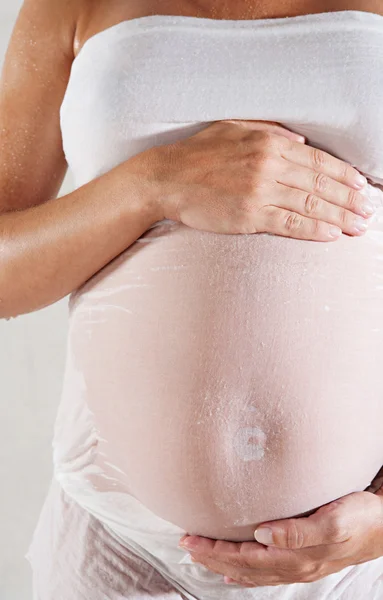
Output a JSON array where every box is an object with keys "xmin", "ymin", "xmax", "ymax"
[{"xmin": 56, "ymin": 195, "xmax": 383, "ymax": 542}]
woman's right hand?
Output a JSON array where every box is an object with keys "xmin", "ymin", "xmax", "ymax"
[{"xmin": 150, "ymin": 119, "xmax": 374, "ymax": 241}]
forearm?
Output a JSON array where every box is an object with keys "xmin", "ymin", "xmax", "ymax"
[{"xmin": 0, "ymin": 154, "xmax": 164, "ymax": 318}]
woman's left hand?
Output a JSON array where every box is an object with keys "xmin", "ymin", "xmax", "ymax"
[{"xmin": 179, "ymin": 489, "xmax": 383, "ymax": 587}]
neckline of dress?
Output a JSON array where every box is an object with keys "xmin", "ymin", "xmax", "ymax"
[{"xmin": 72, "ymin": 10, "xmax": 383, "ymax": 66}]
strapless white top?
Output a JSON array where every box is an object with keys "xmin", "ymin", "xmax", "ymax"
[
  {"xmin": 60, "ymin": 10, "xmax": 383, "ymax": 191},
  {"xmin": 55, "ymin": 11, "xmax": 383, "ymax": 600}
]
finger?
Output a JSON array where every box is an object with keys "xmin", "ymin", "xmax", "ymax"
[
  {"xmin": 269, "ymin": 182, "xmax": 372, "ymax": 236},
  {"xmin": 222, "ymin": 119, "xmax": 306, "ymax": 142},
  {"xmin": 193, "ymin": 549, "xmax": 312, "ymax": 586},
  {"xmin": 179, "ymin": 536, "xmax": 257, "ymax": 564},
  {"xmin": 280, "ymin": 140, "xmax": 368, "ymax": 191},
  {"xmin": 179, "ymin": 535, "xmax": 234, "ymax": 556},
  {"xmin": 254, "ymin": 497, "xmax": 358, "ymax": 550},
  {"xmin": 180, "ymin": 536, "xmax": 268, "ymax": 569},
  {"xmin": 254, "ymin": 516, "xmax": 341, "ymax": 549},
  {"xmin": 255, "ymin": 205, "xmax": 342, "ymax": 242},
  {"xmin": 191, "ymin": 554, "xmax": 262, "ymax": 586},
  {"xmin": 224, "ymin": 577, "xmax": 258, "ymax": 588},
  {"xmin": 276, "ymin": 160, "xmax": 375, "ymax": 221},
  {"xmin": 248, "ymin": 121, "xmax": 306, "ymax": 143},
  {"xmin": 187, "ymin": 537, "xmax": 303, "ymax": 574}
]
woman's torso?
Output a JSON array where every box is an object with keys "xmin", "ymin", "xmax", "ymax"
[{"xmin": 54, "ymin": 0, "xmax": 383, "ymax": 549}]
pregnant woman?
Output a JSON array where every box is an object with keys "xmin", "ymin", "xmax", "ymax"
[{"xmin": 1, "ymin": 0, "xmax": 383, "ymax": 598}]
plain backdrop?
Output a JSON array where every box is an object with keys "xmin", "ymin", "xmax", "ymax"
[{"xmin": 0, "ymin": 2, "xmax": 74, "ymax": 598}]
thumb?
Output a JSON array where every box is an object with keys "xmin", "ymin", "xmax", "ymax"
[
  {"xmin": 224, "ymin": 119, "xmax": 306, "ymax": 143},
  {"xmin": 253, "ymin": 495, "xmax": 363, "ymax": 549}
]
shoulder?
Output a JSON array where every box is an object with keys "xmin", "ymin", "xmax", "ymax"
[{"xmin": 14, "ymin": 0, "xmax": 87, "ymax": 61}]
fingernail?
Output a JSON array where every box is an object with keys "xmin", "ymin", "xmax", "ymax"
[
  {"xmin": 354, "ymin": 174, "xmax": 368, "ymax": 188},
  {"xmin": 178, "ymin": 537, "xmax": 197, "ymax": 551},
  {"xmin": 254, "ymin": 527, "xmax": 274, "ymax": 545},
  {"xmin": 353, "ymin": 218, "xmax": 369, "ymax": 234},
  {"xmin": 361, "ymin": 201, "xmax": 375, "ymax": 216},
  {"xmin": 328, "ymin": 226, "xmax": 342, "ymax": 238}
]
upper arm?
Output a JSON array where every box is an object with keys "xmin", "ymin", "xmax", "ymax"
[{"xmin": 0, "ymin": 0, "xmax": 81, "ymax": 214}]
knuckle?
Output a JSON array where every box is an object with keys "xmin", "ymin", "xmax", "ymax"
[
  {"xmin": 241, "ymin": 151, "xmax": 266, "ymax": 175},
  {"xmin": 288, "ymin": 565, "xmax": 307, "ymax": 582},
  {"xmin": 257, "ymin": 130, "xmax": 277, "ymax": 148},
  {"xmin": 328, "ymin": 513, "xmax": 349, "ymax": 542},
  {"xmin": 343, "ymin": 162, "xmax": 354, "ymax": 180},
  {"xmin": 286, "ymin": 521, "xmax": 305, "ymax": 549},
  {"xmin": 214, "ymin": 540, "xmax": 227, "ymax": 555},
  {"xmin": 302, "ymin": 565, "xmax": 324, "ymax": 583},
  {"xmin": 346, "ymin": 188, "xmax": 361, "ymax": 211},
  {"xmin": 313, "ymin": 171, "xmax": 329, "ymax": 194},
  {"xmin": 338, "ymin": 208, "xmax": 349, "ymax": 226},
  {"xmin": 297, "ymin": 561, "xmax": 322, "ymax": 581},
  {"xmin": 312, "ymin": 147, "xmax": 326, "ymax": 170},
  {"xmin": 277, "ymin": 134, "xmax": 292, "ymax": 149},
  {"xmin": 251, "ymin": 151, "xmax": 277, "ymax": 174},
  {"xmin": 237, "ymin": 551, "xmax": 252, "ymax": 569},
  {"xmin": 254, "ymin": 130, "xmax": 283, "ymax": 155},
  {"xmin": 304, "ymin": 193, "xmax": 320, "ymax": 215},
  {"xmin": 284, "ymin": 212, "xmax": 304, "ymax": 233}
]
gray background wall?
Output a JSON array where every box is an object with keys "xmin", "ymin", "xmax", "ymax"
[{"xmin": 0, "ymin": 3, "xmax": 74, "ymax": 598}]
